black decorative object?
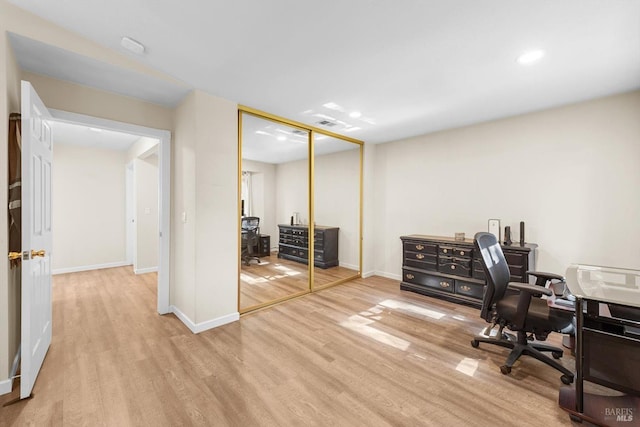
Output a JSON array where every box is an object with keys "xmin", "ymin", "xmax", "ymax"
[
  {"xmin": 504, "ymin": 226, "xmax": 512, "ymax": 245},
  {"xmin": 290, "ymin": 216, "xmax": 294, "ymax": 226},
  {"xmin": 520, "ymin": 221, "xmax": 525, "ymax": 245}
]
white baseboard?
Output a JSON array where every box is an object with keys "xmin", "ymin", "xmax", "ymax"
[
  {"xmin": 0, "ymin": 346, "xmax": 21, "ymax": 396},
  {"xmin": 170, "ymin": 305, "xmax": 239, "ymax": 334},
  {"xmin": 134, "ymin": 266, "xmax": 158, "ymax": 275},
  {"xmin": 52, "ymin": 261, "xmax": 130, "ymax": 275},
  {"xmin": 339, "ymin": 262, "xmax": 359, "ymax": 270},
  {"xmin": 362, "ymin": 270, "xmax": 377, "ymax": 278},
  {"xmin": 0, "ymin": 379, "xmax": 11, "ymax": 395},
  {"xmin": 375, "ymin": 271, "xmax": 402, "ymax": 281}
]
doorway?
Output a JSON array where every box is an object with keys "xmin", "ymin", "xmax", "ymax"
[{"xmin": 49, "ymin": 109, "xmax": 171, "ymax": 314}]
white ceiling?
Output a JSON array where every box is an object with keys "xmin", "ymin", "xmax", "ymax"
[
  {"xmin": 50, "ymin": 121, "xmax": 142, "ymax": 151},
  {"xmin": 7, "ymin": 0, "xmax": 640, "ymax": 144}
]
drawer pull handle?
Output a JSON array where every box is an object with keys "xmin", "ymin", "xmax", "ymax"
[
  {"xmin": 416, "ymin": 254, "xmax": 425, "ymax": 260},
  {"xmin": 443, "ymin": 249, "xmax": 448, "ymax": 253},
  {"xmin": 416, "ymin": 244, "xmax": 424, "ymax": 250},
  {"xmin": 461, "ymin": 285, "xmax": 471, "ymax": 292},
  {"xmin": 460, "ymin": 251, "xmax": 465, "ymax": 256},
  {"xmin": 451, "ymin": 265, "xmax": 456, "ymax": 270},
  {"xmin": 406, "ymin": 274, "xmax": 415, "ymax": 280},
  {"xmin": 440, "ymin": 281, "xmax": 450, "ymax": 288}
]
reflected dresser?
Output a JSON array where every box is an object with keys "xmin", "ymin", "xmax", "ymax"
[{"xmin": 278, "ymin": 225, "xmax": 339, "ymax": 269}]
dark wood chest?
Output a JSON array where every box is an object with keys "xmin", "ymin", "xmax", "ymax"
[{"xmin": 400, "ymin": 234, "xmax": 537, "ymax": 308}]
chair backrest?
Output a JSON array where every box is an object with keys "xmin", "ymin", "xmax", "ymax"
[
  {"xmin": 474, "ymin": 232, "xmax": 511, "ymax": 322},
  {"xmin": 241, "ymin": 216, "xmax": 260, "ymax": 232}
]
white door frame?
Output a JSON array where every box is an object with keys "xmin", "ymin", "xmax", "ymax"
[{"xmin": 50, "ymin": 109, "xmax": 171, "ymax": 314}]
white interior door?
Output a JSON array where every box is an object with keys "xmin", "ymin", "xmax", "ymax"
[{"xmin": 20, "ymin": 80, "xmax": 53, "ymax": 399}]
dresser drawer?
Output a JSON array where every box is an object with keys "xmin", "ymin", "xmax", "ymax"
[
  {"xmin": 455, "ymin": 280, "xmax": 485, "ymax": 299},
  {"xmin": 404, "ymin": 250, "xmax": 437, "ymax": 271},
  {"xmin": 452, "ymin": 247, "xmax": 473, "ymax": 258},
  {"xmin": 504, "ymin": 251, "xmax": 526, "ymax": 266},
  {"xmin": 403, "ymin": 241, "xmax": 437, "ymax": 254},
  {"xmin": 508, "ymin": 264, "xmax": 526, "ymax": 281},
  {"xmin": 439, "ymin": 245, "xmax": 454, "ymax": 256},
  {"xmin": 438, "ymin": 256, "xmax": 472, "ymax": 277},
  {"xmin": 472, "ymin": 259, "xmax": 485, "ymax": 278},
  {"xmin": 402, "ymin": 269, "xmax": 454, "ymax": 293},
  {"xmin": 280, "ymin": 246, "xmax": 307, "ymax": 259}
]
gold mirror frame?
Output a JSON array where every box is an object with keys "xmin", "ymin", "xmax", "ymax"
[{"xmin": 238, "ymin": 106, "xmax": 364, "ymax": 313}]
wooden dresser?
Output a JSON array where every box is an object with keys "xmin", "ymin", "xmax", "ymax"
[
  {"xmin": 278, "ymin": 225, "xmax": 339, "ymax": 269},
  {"xmin": 400, "ymin": 234, "xmax": 537, "ymax": 307}
]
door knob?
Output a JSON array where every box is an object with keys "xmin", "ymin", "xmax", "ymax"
[
  {"xmin": 8, "ymin": 252, "xmax": 21, "ymax": 261},
  {"xmin": 31, "ymin": 250, "xmax": 46, "ymax": 258}
]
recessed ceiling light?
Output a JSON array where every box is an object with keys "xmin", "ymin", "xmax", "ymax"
[
  {"xmin": 121, "ymin": 36, "xmax": 146, "ymax": 55},
  {"xmin": 517, "ymin": 49, "xmax": 545, "ymax": 65},
  {"xmin": 323, "ymin": 102, "xmax": 345, "ymax": 112},
  {"xmin": 349, "ymin": 111, "xmax": 362, "ymax": 119},
  {"xmin": 89, "ymin": 127, "xmax": 103, "ymax": 133},
  {"xmin": 277, "ymin": 136, "xmax": 286, "ymax": 141}
]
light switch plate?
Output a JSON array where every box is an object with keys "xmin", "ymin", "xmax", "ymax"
[{"xmin": 488, "ymin": 219, "xmax": 501, "ymax": 241}]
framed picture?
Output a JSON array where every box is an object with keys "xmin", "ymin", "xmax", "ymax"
[{"xmin": 488, "ymin": 219, "xmax": 501, "ymax": 241}]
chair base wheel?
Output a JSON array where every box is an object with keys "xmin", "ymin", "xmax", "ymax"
[
  {"xmin": 561, "ymin": 374, "xmax": 573, "ymax": 385},
  {"xmin": 471, "ymin": 340, "xmax": 479, "ymax": 348},
  {"xmin": 500, "ymin": 365, "xmax": 511, "ymax": 375},
  {"xmin": 552, "ymin": 351, "xmax": 563, "ymax": 359}
]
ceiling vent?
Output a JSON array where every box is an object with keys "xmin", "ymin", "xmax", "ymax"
[
  {"xmin": 316, "ymin": 120, "xmax": 337, "ymax": 127},
  {"xmin": 291, "ymin": 129, "xmax": 307, "ymax": 136}
]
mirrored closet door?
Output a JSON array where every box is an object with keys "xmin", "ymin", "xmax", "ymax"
[
  {"xmin": 238, "ymin": 108, "xmax": 363, "ymax": 313},
  {"xmin": 312, "ymin": 134, "xmax": 362, "ymax": 290},
  {"xmin": 239, "ymin": 112, "xmax": 310, "ymax": 312}
]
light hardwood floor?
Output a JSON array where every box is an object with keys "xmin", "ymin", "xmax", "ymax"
[
  {"xmin": 240, "ymin": 253, "xmax": 358, "ymax": 309},
  {"xmin": 0, "ymin": 267, "xmax": 577, "ymax": 426}
]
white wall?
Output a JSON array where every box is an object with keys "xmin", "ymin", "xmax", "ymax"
[
  {"xmin": 172, "ymin": 91, "xmax": 197, "ymax": 321},
  {"xmin": 134, "ymin": 155, "xmax": 158, "ymax": 272},
  {"xmin": 314, "ymin": 148, "xmax": 360, "ymax": 269},
  {"xmin": 52, "ymin": 144, "xmax": 127, "ymax": 272},
  {"xmin": 242, "ymin": 159, "xmax": 277, "ymax": 244},
  {"xmin": 275, "ymin": 159, "xmax": 309, "ymax": 226},
  {"xmin": 172, "ymin": 90, "xmax": 239, "ymax": 329},
  {"xmin": 372, "ymin": 90, "xmax": 640, "ymax": 279},
  {"xmin": 128, "ymin": 137, "xmax": 159, "ymax": 273}
]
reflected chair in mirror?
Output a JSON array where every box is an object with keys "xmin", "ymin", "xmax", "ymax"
[
  {"xmin": 241, "ymin": 216, "xmax": 261, "ymax": 266},
  {"xmin": 471, "ymin": 232, "xmax": 575, "ymax": 384}
]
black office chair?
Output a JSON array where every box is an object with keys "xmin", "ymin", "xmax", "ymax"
[
  {"xmin": 241, "ymin": 216, "xmax": 261, "ymax": 266},
  {"xmin": 471, "ymin": 232, "xmax": 575, "ymax": 384}
]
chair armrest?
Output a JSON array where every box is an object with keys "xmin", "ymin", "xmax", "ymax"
[
  {"xmin": 526, "ymin": 271, "xmax": 565, "ymax": 282},
  {"xmin": 507, "ymin": 282, "xmax": 553, "ymax": 297}
]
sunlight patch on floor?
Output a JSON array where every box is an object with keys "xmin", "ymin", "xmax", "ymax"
[
  {"xmin": 455, "ymin": 357, "xmax": 479, "ymax": 377},
  {"xmin": 273, "ymin": 264, "xmax": 302, "ymax": 276},
  {"xmin": 379, "ymin": 299, "xmax": 446, "ymax": 320},
  {"xmin": 340, "ymin": 314, "xmax": 410, "ymax": 351},
  {"xmin": 240, "ymin": 273, "xmax": 269, "ymax": 284}
]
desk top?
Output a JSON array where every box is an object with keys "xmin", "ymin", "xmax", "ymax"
[{"xmin": 565, "ymin": 264, "xmax": 640, "ymax": 308}]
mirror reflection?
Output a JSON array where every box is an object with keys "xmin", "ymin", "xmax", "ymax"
[
  {"xmin": 239, "ymin": 113, "xmax": 310, "ymax": 311},
  {"xmin": 313, "ymin": 135, "xmax": 361, "ymax": 289}
]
